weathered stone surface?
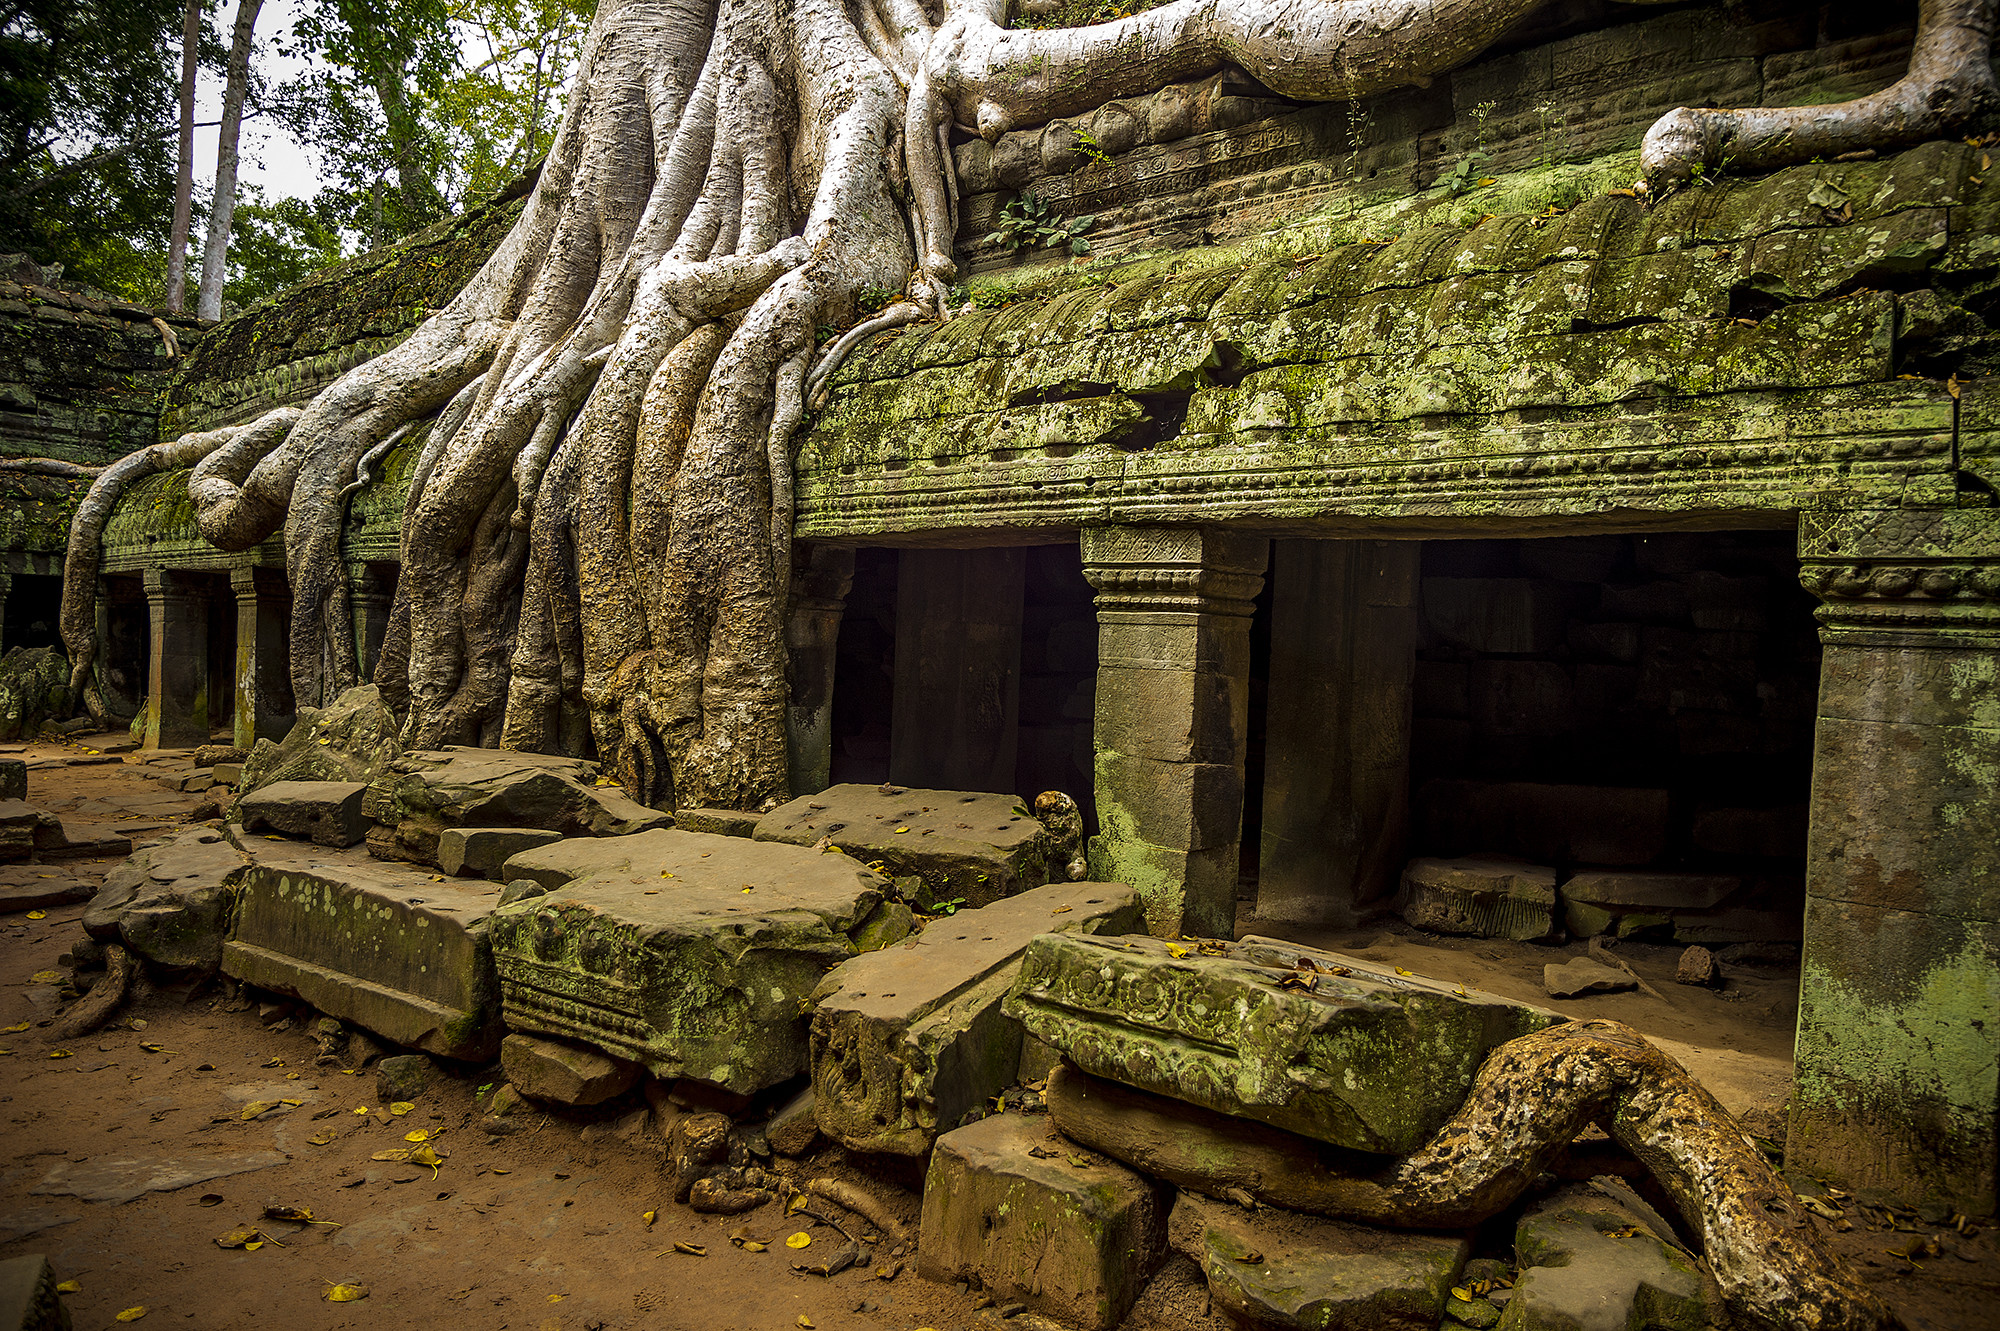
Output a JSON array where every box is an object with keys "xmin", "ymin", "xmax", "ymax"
[
  {"xmin": 501, "ymin": 1032, "xmax": 640, "ymax": 1106},
  {"xmin": 239, "ymin": 685, "xmax": 403, "ymax": 792},
  {"xmin": 765, "ymin": 1085, "xmax": 820, "ymax": 1156},
  {"xmin": 236, "ymin": 780, "xmax": 368, "ymax": 847},
  {"xmin": 376, "ymin": 1054, "xmax": 434, "ymax": 1102},
  {"xmin": 1008, "ymin": 933, "xmax": 1561, "ymax": 1153},
  {"xmin": 0, "ymin": 647, "xmax": 73, "ymax": 744},
  {"xmin": 1505, "ymin": 1185, "xmax": 1706, "ymax": 1331},
  {"xmin": 1674, "ymin": 946, "xmax": 1718, "ymax": 988},
  {"xmin": 0, "ymin": 1252, "xmax": 63, "ymax": 1331},
  {"xmin": 221, "ymin": 836, "xmax": 503, "ymax": 1060},
  {"xmin": 0, "ymin": 759, "xmax": 24, "ymax": 802},
  {"xmin": 0, "ymin": 800, "xmax": 58, "ymax": 862},
  {"xmin": 919, "ymin": 1112, "xmax": 1169, "ymax": 1330},
  {"xmin": 32, "ymin": 819, "xmax": 131, "ymax": 861},
  {"xmin": 0, "ymin": 876, "xmax": 93, "ymax": 912},
  {"xmin": 1543, "ymin": 957, "xmax": 1638, "ymax": 999},
  {"xmin": 673, "ymin": 807, "xmax": 760, "ymax": 838},
  {"xmin": 438, "ymin": 826, "xmax": 564, "ymax": 879},
  {"xmin": 755, "ymin": 783, "xmax": 1063, "ymax": 911},
  {"xmin": 211, "ymin": 762, "xmax": 243, "ymax": 787},
  {"xmin": 1401, "ymin": 858, "xmax": 1557, "ymax": 941},
  {"xmin": 192, "ymin": 743, "xmax": 247, "ymax": 768},
  {"xmin": 1172, "ymin": 1192, "xmax": 1468, "ymax": 1331},
  {"xmin": 363, "ymin": 747, "xmax": 670, "ymax": 868},
  {"xmin": 83, "ymin": 827, "xmax": 248, "ymax": 970},
  {"xmin": 1563, "ymin": 872, "xmax": 1738, "ymax": 910},
  {"xmin": 810, "ymin": 881, "xmax": 1143, "ymax": 1155},
  {"xmin": 490, "ymin": 828, "xmax": 891, "ymax": 1093},
  {"xmin": 29, "ymin": 1150, "xmax": 286, "ymax": 1204}
]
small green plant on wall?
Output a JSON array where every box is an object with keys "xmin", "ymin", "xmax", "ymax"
[{"xmin": 986, "ymin": 192, "xmax": 1096, "ymax": 256}]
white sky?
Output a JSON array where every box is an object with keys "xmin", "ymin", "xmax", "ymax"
[{"xmin": 189, "ymin": 0, "xmax": 327, "ymax": 204}]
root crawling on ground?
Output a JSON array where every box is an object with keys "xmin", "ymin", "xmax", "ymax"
[
  {"xmin": 1047, "ymin": 1019, "xmax": 1899, "ymax": 1331},
  {"xmin": 57, "ymin": 0, "xmax": 1996, "ymax": 808},
  {"xmin": 50, "ymin": 944, "xmax": 133, "ymax": 1042}
]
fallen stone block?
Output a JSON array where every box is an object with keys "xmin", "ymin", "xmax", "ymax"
[
  {"xmin": 919, "ymin": 1112, "xmax": 1169, "ymax": 1330},
  {"xmin": 376, "ymin": 1053, "xmax": 434, "ymax": 1102},
  {"xmin": 756, "ymin": 783, "xmax": 1067, "ymax": 911},
  {"xmin": 0, "ymin": 876, "xmax": 93, "ymax": 912},
  {"xmin": 0, "ymin": 801, "xmax": 59, "ymax": 863},
  {"xmin": 501, "ymin": 1032, "xmax": 640, "ymax": 1106},
  {"xmin": 212, "ymin": 761, "xmax": 243, "ymax": 787},
  {"xmin": 811, "ymin": 881, "xmax": 1142, "ymax": 1156},
  {"xmin": 237, "ymin": 780, "xmax": 369, "ymax": 847},
  {"xmin": 1008, "ymin": 933, "xmax": 1562, "ymax": 1154},
  {"xmin": 1171, "ymin": 1192, "xmax": 1468, "ymax": 1331},
  {"xmin": 192, "ymin": 743, "xmax": 247, "ymax": 768},
  {"xmin": 438, "ymin": 826, "xmax": 565, "ymax": 879},
  {"xmin": 490, "ymin": 828, "xmax": 893, "ymax": 1093},
  {"xmin": 765, "ymin": 1085, "xmax": 820, "ymax": 1156},
  {"xmin": 83, "ymin": 827, "xmax": 248, "ymax": 970},
  {"xmin": 1675, "ymin": 946, "xmax": 1718, "ymax": 988},
  {"xmin": 32, "ymin": 819, "xmax": 133, "ymax": 861},
  {"xmin": 1561, "ymin": 871, "xmax": 1741, "ymax": 939},
  {"xmin": 0, "ymin": 758, "xmax": 24, "ymax": 801},
  {"xmin": 1506, "ymin": 1184, "xmax": 1706, "ymax": 1331},
  {"xmin": 1400, "ymin": 858, "xmax": 1557, "ymax": 941},
  {"xmin": 222, "ymin": 836, "xmax": 503, "ymax": 1060},
  {"xmin": 1543, "ymin": 956, "xmax": 1638, "ymax": 999},
  {"xmin": 674, "ymin": 807, "xmax": 760, "ymax": 838},
  {"xmin": 172, "ymin": 769, "xmax": 214, "ymax": 793},
  {"xmin": 0, "ymin": 1252, "xmax": 63, "ymax": 1331},
  {"xmin": 239, "ymin": 685, "xmax": 403, "ymax": 793},
  {"xmin": 363, "ymin": 747, "xmax": 671, "ymax": 868}
]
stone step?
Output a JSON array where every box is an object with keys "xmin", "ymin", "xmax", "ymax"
[
  {"xmin": 810, "ymin": 880, "xmax": 1142, "ymax": 1156},
  {"xmin": 222, "ymin": 836, "xmax": 504, "ymax": 1060},
  {"xmin": 490, "ymin": 828, "xmax": 897, "ymax": 1094},
  {"xmin": 0, "ymin": 801, "xmax": 59, "ymax": 863},
  {"xmin": 33, "ymin": 819, "xmax": 133, "ymax": 861},
  {"xmin": 755, "ymin": 783, "xmax": 1063, "ymax": 911},
  {"xmin": 438, "ymin": 826, "xmax": 564, "ymax": 879},
  {"xmin": 919, "ymin": 1111, "xmax": 1170, "ymax": 1331},
  {"xmin": 1006, "ymin": 933, "xmax": 1562, "ymax": 1154}
]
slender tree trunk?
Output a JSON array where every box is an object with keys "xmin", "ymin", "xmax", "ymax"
[
  {"xmin": 165, "ymin": 0, "xmax": 200, "ymax": 312},
  {"xmin": 371, "ymin": 64, "xmax": 445, "ymax": 226},
  {"xmin": 195, "ymin": 0, "xmax": 263, "ymax": 321}
]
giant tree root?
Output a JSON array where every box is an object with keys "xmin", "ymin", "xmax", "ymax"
[
  {"xmin": 50, "ymin": 944, "xmax": 133, "ymax": 1042},
  {"xmin": 1046, "ymin": 1020, "xmax": 1897, "ymax": 1331}
]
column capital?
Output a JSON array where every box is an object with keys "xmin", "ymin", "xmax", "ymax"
[
  {"xmin": 143, "ymin": 566, "xmax": 207, "ymax": 604},
  {"xmin": 1081, "ymin": 525, "xmax": 1267, "ymax": 619},
  {"xmin": 1798, "ymin": 507, "xmax": 2000, "ymax": 649}
]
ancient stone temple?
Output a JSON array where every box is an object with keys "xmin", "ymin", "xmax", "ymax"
[{"xmin": 15, "ymin": 0, "xmax": 1998, "ymax": 1267}]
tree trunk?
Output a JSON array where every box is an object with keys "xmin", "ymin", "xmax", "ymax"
[
  {"xmin": 165, "ymin": 0, "xmax": 200, "ymax": 313},
  {"xmin": 195, "ymin": 0, "xmax": 264, "ymax": 321},
  {"xmin": 370, "ymin": 62, "xmax": 445, "ymax": 228},
  {"xmin": 1046, "ymin": 1022, "xmax": 1899, "ymax": 1331}
]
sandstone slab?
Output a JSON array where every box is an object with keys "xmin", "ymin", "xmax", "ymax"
[
  {"xmin": 1006, "ymin": 933, "xmax": 1562, "ymax": 1154},
  {"xmin": 236, "ymin": 780, "xmax": 368, "ymax": 847},
  {"xmin": 490, "ymin": 828, "xmax": 892, "ymax": 1094},
  {"xmin": 1505, "ymin": 1185, "xmax": 1706, "ymax": 1331},
  {"xmin": 811, "ymin": 881, "xmax": 1142, "ymax": 1155},
  {"xmin": 1543, "ymin": 957, "xmax": 1638, "ymax": 998},
  {"xmin": 1172, "ymin": 1192, "xmax": 1468, "ymax": 1331},
  {"xmin": 756, "ymin": 784, "xmax": 1064, "ymax": 910},
  {"xmin": 674, "ymin": 807, "xmax": 760, "ymax": 838},
  {"xmin": 363, "ymin": 747, "xmax": 670, "ymax": 867},
  {"xmin": 0, "ymin": 1253, "xmax": 62, "ymax": 1331},
  {"xmin": 0, "ymin": 759, "xmax": 24, "ymax": 801},
  {"xmin": 501, "ymin": 1032, "xmax": 640, "ymax": 1106},
  {"xmin": 919, "ymin": 1112, "xmax": 1169, "ymax": 1330},
  {"xmin": 221, "ymin": 836, "xmax": 503, "ymax": 1060},
  {"xmin": 34, "ymin": 819, "xmax": 133, "ymax": 860},
  {"xmin": 30, "ymin": 1151, "xmax": 287, "ymax": 1204},
  {"xmin": 83, "ymin": 827, "xmax": 248, "ymax": 970},
  {"xmin": 0, "ymin": 800, "xmax": 58, "ymax": 862},
  {"xmin": 239, "ymin": 684, "xmax": 403, "ymax": 793},
  {"xmin": 0, "ymin": 877, "xmax": 92, "ymax": 912},
  {"xmin": 439, "ymin": 825, "xmax": 564, "ymax": 879},
  {"xmin": 1400, "ymin": 858, "xmax": 1557, "ymax": 941}
]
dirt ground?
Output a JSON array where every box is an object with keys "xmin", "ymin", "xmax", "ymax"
[{"xmin": 4, "ymin": 734, "xmax": 1998, "ymax": 1330}]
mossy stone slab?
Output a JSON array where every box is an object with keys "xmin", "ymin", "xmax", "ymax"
[
  {"xmin": 1502, "ymin": 1186, "xmax": 1706, "ymax": 1331},
  {"xmin": 489, "ymin": 828, "xmax": 890, "ymax": 1094},
  {"xmin": 1005, "ymin": 933, "xmax": 1562, "ymax": 1154},
  {"xmin": 221, "ymin": 836, "xmax": 503, "ymax": 1060}
]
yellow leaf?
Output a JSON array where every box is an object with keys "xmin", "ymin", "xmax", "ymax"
[
  {"xmin": 799, "ymin": 1318, "xmax": 815, "ymax": 1329},
  {"xmin": 308, "ymin": 1130, "xmax": 337, "ymax": 1146},
  {"xmin": 1451, "ymin": 1287, "xmax": 1473, "ymax": 1302},
  {"xmin": 371, "ymin": 1149, "xmax": 412, "ymax": 1162},
  {"xmin": 47, "ymin": 1049, "xmax": 70, "ymax": 1059},
  {"xmin": 1394, "ymin": 967, "xmax": 1414, "ymax": 977},
  {"xmin": 405, "ymin": 1129, "xmax": 431, "ymax": 1143},
  {"xmin": 549, "ymin": 1293, "xmax": 565, "ymax": 1302},
  {"xmin": 140, "ymin": 1042, "xmax": 164, "ymax": 1052},
  {"xmin": 786, "ymin": 1232, "xmax": 812, "ymax": 1249},
  {"xmin": 0, "ymin": 1048, "xmax": 13, "ymax": 1056},
  {"xmin": 326, "ymin": 1283, "xmax": 369, "ymax": 1303},
  {"xmin": 1163, "ymin": 942, "xmax": 1188, "ymax": 958},
  {"xmin": 216, "ymin": 1227, "xmax": 263, "ymax": 1249},
  {"xmin": 742, "ymin": 1241, "xmax": 768, "ymax": 1252},
  {"xmin": 389, "ymin": 1101, "xmax": 415, "ymax": 1115},
  {"xmin": 353, "ymin": 1106, "xmax": 369, "ymax": 1115},
  {"xmin": 244, "ymin": 1240, "xmax": 264, "ymax": 1251},
  {"xmin": 25, "ymin": 910, "xmax": 45, "ymax": 919},
  {"xmin": 29, "ymin": 970, "xmax": 60, "ymax": 983},
  {"xmin": 642, "ymin": 1210, "xmax": 657, "ymax": 1226},
  {"xmin": 262, "ymin": 1057, "xmax": 283, "ymax": 1068},
  {"xmin": 240, "ymin": 1100, "xmax": 280, "ymax": 1120},
  {"xmin": 893, "ymin": 826, "xmax": 909, "ymax": 833},
  {"xmin": 673, "ymin": 1242, "xmax": 707, "ymax": 1256},
  {"xmin": 286, "ymin": 1072, "xmax": 300, "ymax": 1080},
  {"xmin": 116, "ymin": 1307, "xmax": 148, "ymax": 1322},
  {"xmin": 1, "ymin": 1022, "xmax": 27, "ymax": 1033},
  {"xmin": 55, "ymin": 1280, "xmax": 79, "ymax": 1293}
]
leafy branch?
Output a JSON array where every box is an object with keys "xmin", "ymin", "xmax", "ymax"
[{"xmin": 985, "ymin": 192, "xmax": 1095, "ymax": 257}]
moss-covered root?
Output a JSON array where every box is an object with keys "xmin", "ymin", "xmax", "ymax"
[{"xmin": 1047, "ymin": 1020, "xmax": 1897, "ymax": 1331}]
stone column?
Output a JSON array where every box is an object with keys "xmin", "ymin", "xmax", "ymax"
[
  {"xmin": 143, "ymin": 568, "xmax": 210, "ymax": 749},
  {"xmin": 1082, "ymin": 525, "xmax": 1267, "ymax": 940},
  {"xmin": 890, "ymin": 547, "xmax": 1027, "ymax": 792},
  {"xmin": 786, "ymin": 544, "xmax": 855, "ymax": 797},
  {"xmin": 350, "ymin": 562, "xmax": 394, "ymax": 682},
  {"xmin": 93, "ymin": 577, "xmax": 147, "ymax": 724},
  {"xmin": 1792, "ymin": 508, "xmax": 2000, "ymax": 1215},
  {"xmin": 232, "ymin": 564, "xmax": 295, "ymax": 748},
  {"xmin": 1258, "ymin": 539, "xmax": 1420, "ymax": 926}
]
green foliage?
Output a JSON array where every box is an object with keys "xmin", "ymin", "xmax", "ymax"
[
  {"xmin": 857, "ymin": 284, "xmax": 900, "ymax": 314},
  {"xmin": 1072, "ymin": 128, "xmax": 1112, "ymax": 167},
  {"xmin": 985, "ymin": 192, "xmax": 1095, "ymax": 257},
  {"xmin": 222, "ymin": 185, "xmax": 346, "ymax": 308}
]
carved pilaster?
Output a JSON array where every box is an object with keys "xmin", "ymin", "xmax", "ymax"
[
  {"xmin": 144, "ymin": 568, "xmax": 211, "ymax": 749},
  {"xmin": 1082, "ymin": 525, "xmax": 1268, "ymax": 940},
  {"xmin": 233, "ymin": 564, "xmax": 295, "ymax": 748}
]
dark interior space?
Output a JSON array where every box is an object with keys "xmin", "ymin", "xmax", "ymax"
[
  {"xmin": 98, "ymin": 575, "xmax": 148, "ymax": 723},
  {"xmin": 1238, "ymin": 562, "xmax": 1276, "ymax": 900},
  {"xmin": 1406, "ymin": 530, "xmax": 1820, "ymax": 942},
  {"xmin": 3, "ymin": 572, "xmax": 61, "ymax": 650},
  {"xmin": 202, "ymin": 573, "xmax": 236, "ymax": 737},
  {"xmin": 829, "ymin": 548, "xmax": 900, "ymax": 787}
]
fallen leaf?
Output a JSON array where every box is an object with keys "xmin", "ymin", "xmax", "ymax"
[
  {"xmin": 55, "ymin": 1279, "xmax": 79, "ymax": 1293},
  {"xmin": 215, "ymin": 1227, "xmax": 264, "ymax": 1249},
  {"xmin": 354, "ymin": 1106, "xmax": 369, "ymax": 1115},
  {"xmin": 389, "ymin": 1102, "xmax": 415, "ymax": 1115},
  {"xmin": 742, "ymin": 1241, "xmax": 768, "ymax": 1252},
  {"xmin": 548, "ymin": 1293, "xmax": 564, "ymax": 1302},
  {"xmin": 261, "ymin": 1057, "xmax": 283, "ymax": 1068},
  {"xmin": 326, "ymin": 1283, "xmax": 368, "ymax": 1303},
  {"xmin": 1393, "ymin": 967, "xmax": 1414, "ymax": 977},
  {"xmin": 1234, "ymin": 1249, "xmax": 1264, "ymax": 1264},
  {"xmin": 405, "ymin": 1129, "xmax": 432, "ymax": 1143},
  {"xmin": 1451, "ymin": 1286, "xmax": 1473, "ymax": 1302},
  {"xmin": 115, "ymin": 1307, "xmax": 148, "ymax": 1322},
  {"xmin": 799, "ymin": 1319, "xmax": 815, "ymax": 1329},
  {"xmin": 786, "ymin": 1232, "xmax": 812, "ymax": 1249},
  {"xmin": 674, "ymin": 1242, "xmax": 707, "ymax": 1256},
  {"xmin": 140, "ymin": 1042, "xmax": 164, "ymax": 1053},
  {"xmin": 239, "ymin": 1101, "xmax": 281, "ymax": 1120},
  {"xmin": 263, "ymin": 1205, "xmax": 318, "ymax": 1223},
  {"xmin": 25, "ymin": 910, "xmax": 45, "ymax": 919},
  {"xmin": 29, "ymin": 969, "xmax": 60, "ymax": 983},
  {"xmin": 372, "ymin": 1149, "xmax": 413, "ymax": 1162},
  {"xmin": 643, "ymin": 1210, "xmax": 657, "ymax": 1226},
  {"xmin": 1, "ymin": 1022, "xmax": 27, "ymax": 1033},
  {"xmin": 308, "ymin": 1130, "xmax": 337, "ymax": 1146},
  {"xmin": 47, "ymin": 1049, "xmax": 70, "ymax": 1059}
]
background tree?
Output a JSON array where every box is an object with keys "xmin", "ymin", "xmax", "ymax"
[
  {"xmin": 194, "ymin": 0, "xmax": 264, "ymax": 320},
  {"xmin": 166, "ymin": 0, "xmax": 205, "ymax": 312}
]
